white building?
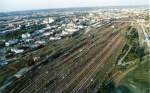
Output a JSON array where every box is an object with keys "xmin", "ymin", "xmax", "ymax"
[
  {"xmin": 60, "ymin": 31, "xmax": 70, "ymax": 36},
  {"xmin": 43, "ymin": 32, "xmax": 53, "ymax": 36},
  {"xmin": 22, "ymin": 33, "xmax": 31, "ymax": 39},
  {"xmin": 35, "ymin": 40, "xmax": 46, "ymax": 45},
  {"xmin": 43, "ymin": 17, "xmax": 54, "ymax": 24},
  {"xmin": 48, "ymin": 17, "xmax": 54, "ymax": 24},
  {"xmin": 11, "ymin": 48, "xmax": 24, "ymax": 54},
  {"xmin": 65, "ymin": 28, "xmax": 79, "ymax": 34},
  {"xmin": 49, "ymin": 36, "xmax": 61, "ymax": 40},
  {"xmin": 5, "ymin": 40, "xmax": 18, "ymax": 46}
]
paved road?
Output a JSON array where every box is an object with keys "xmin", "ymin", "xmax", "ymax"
[
  {"xmin": 136, "ymin": 20, "xmax": 150, "ymax": 50},
  {"xmin": 141, "ymin": 23, "xmax": 150, "ymax": 47}
]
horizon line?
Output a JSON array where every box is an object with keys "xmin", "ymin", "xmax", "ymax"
[{"xmin": 0, "ymin": 4, "xmax": 149, "ymax": 13}]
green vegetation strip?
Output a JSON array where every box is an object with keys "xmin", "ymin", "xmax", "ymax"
[{"xmin": 118, "ymin": 55, "xmax": 150, "ymax": 93}]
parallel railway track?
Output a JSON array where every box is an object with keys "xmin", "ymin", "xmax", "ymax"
[{"xmin": 9, "ymin": 22, "xmax": 129, "ymax": 93}]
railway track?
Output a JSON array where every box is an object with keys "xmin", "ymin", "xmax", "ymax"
[
  {"xmin": 10, "ymin": 22, "xmax": 128, "ymax": 93},
  {"xmin": 51, "ymin": 23, "xmax": 128, "ymax": 93},
  {"xmin": 33, "ymin": 26, "xmax": 115, "ymax": 93},
  {"xmin": 71, "ymin": 34, "xmax": 124, "ymax": 93},
  {"xmin": 53, "ymin": 31, "xmax": 121, "ymax": 93},
  {"xmin": 41, "ymin": 24, "xmax": 125, "ymax": 93},
  {"xmin": 41, "ymin": 31, "xmax": 115, "ymax": 93}
]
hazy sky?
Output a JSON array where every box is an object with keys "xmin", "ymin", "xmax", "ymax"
[{"xmin": 0, "ymin": 0, "xmax": 149, "ymax": 12}]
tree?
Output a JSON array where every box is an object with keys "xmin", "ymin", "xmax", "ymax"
[{"xmin": 136, "ymin": 47, "xmax": 145, "ymax": 61}]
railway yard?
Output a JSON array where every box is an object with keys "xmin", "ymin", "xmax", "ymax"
[
  {"xmin": 4, "ymin": 22, "xmax": 130, "ymax": 93},
  {"xmin": 0, "ymin": 7, "xmax": 149, "ymax": 93}
]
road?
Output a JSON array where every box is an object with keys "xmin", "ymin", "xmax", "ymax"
[
  {"xmin": 137, "ymin": 20, "xmax": 150, "ymax": 50},
  {"xmin": 141, "ymin": 23, "xmax": 150, "ymax": 47}
]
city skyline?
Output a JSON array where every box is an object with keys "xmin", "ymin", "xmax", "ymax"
[{"xmin": 0, "ymin": 0, "xmax": 149, "ymax": 12}]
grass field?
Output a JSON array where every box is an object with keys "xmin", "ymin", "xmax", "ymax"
[{"xmin": 114, "ymin": 55, "xmax": 150, "ymax": 93}]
